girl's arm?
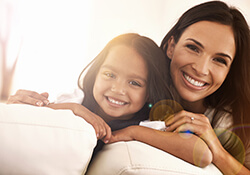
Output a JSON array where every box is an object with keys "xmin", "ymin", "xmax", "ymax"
[
  {"xmin": 7, "ymin": 89, "xmax": 112, "ymax": 142},
  {"xmin": 47, "ymin": 103, "xmax": 111, "ymax": 142},
  {"xmin": 165, "ymin": 110, "xmax": 250, "ymax": 174},
  {"xmin": 109, "ymin": 125, "xmax": 213, "ymax": 168}
]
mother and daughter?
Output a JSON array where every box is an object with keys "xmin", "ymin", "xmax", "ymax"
[{"xmin": 7, "ymin": 1, "xmax": 250, "ymax": 174}]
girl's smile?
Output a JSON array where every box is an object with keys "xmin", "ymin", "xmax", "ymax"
[{"xmin": 105, "ymin": 96, "xmax": 128, "ymax": 106}]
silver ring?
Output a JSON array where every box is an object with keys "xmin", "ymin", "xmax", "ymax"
[{"xmin": 191, "ymin": 117, "xmax": 194, "ymax": 122}]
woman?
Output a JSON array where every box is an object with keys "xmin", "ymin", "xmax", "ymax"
[{"xmin": 109, "ymin": 1, "xmax": 250, "ymax": 174}]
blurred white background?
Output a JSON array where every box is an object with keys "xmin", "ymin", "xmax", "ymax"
[{"xmin": 0, "ymin": 0, "xmax": 249, "ymax": 101}]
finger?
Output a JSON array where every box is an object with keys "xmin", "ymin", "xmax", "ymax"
[
  {"xmin": 40, "ymin": 92, "xmax": 49, "ymax": 98},
  {"xmin": 165, "ymin": 115, "xmax": 192, "ymax": 131},
  {"xmin": 164, "ymin": 114, "xmax": 175, "ymax": 126},
  {"xmin": 102, "ymin": 125, "xmax": 112, "ymax": 143},
  {"xmin": 175, "ymin": 123, "xmax": 195, "ymax": 134},
  {"xmin": 17, "ymin": 89, "xmax": 49, "ymax": 101},
  {"xmin": 40, "ymin": 92, "xmax": 50, "ymax": 105},
  {"xmin": 11, "ymin": 89, "xmax": 49, "ymax": 106},
  {"xmin": 98, "ymin": 122, "xmax": 107, "ymax": 140},
  {"xmin": 7, "ymin": 94, "xmax": 41, "ymax": 106},
  {"xmin": 90, "ymin": 119, "xmax": 102, "ymax": 139},
  {"xmin": 165, "ymin": 110, "xmax": 189, "ymax": 126}
]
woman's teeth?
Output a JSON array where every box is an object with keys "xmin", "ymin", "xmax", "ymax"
[
  {"xmin": 184, "ymin": 73, "xmax": 205, "ymax": 87},
  {"xmin": 108, "ymin": 97, "xmax": 125, "ymax": 105}
]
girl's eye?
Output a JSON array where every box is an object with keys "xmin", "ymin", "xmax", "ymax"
[
  {"xmin": 186, "ymin": 44, "xmax": 199, "ymax": 53},
  {"xmin": 104, "ymin": 72, "xmax": 115, "ymax": 78},
  {"xmin": 129, "ymin": 81, "xmax": 141, "ymax": 87},
  {"xmin": 214, "ymin": 57, "xmax": 227, "ymax": 66}
]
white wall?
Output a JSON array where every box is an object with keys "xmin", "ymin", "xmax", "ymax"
[{"xmin": 7, "ymin": 0, "xmax": 250, "ymax": 100}]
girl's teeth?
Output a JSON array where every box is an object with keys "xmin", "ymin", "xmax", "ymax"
[
  {"xmin": 108, "ymin": 97, "xmax": 125, "ymax": 105},
  {"xmin": 184, "ymin": 74, "xmax": 205, "ymax": 87}
]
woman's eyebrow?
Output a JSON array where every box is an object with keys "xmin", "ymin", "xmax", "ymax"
[
  {"xmin": 186, "ymin": 38, "xmax": 232, "ymax": 60},
  {"xmin": 186, "ymin": 38, "xmax": 204, "ymax": 48}
]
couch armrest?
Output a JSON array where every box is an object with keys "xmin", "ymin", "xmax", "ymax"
[
  {"xmin": 0, "ymin": 103, "xmax": 97, "ymax": 175},
  {"xmin": 86, "ymin": 141, "xmax": 222, "ymax": 175}
]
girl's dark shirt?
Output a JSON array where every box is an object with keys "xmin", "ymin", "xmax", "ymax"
[{"xmin": 88, "ymin": 112, "xmax": 148, "ymax": 167}]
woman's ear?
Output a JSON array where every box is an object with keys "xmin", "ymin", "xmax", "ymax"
[{"xmin": 167, "ymin": 36, "xmax": 175, "ymax": 59}]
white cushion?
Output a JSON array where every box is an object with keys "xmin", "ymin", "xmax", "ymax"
[
  {"xmin": 86, "ymin": 141, "xmax": 222, "ymax": 175},
  {"xmin": 0, "ymin": 103, "xmax": 97, "ymax": 175}
]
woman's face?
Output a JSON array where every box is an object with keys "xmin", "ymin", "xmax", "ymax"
[
  {"xmin": 93, "ymin": 45, "xmax": 148, "ymax": 121},
  {"xmin": 167, "ymin": 21, "xmax": 235, "ymax": 105}
]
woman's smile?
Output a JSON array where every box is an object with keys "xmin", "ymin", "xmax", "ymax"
[{"xmin": 182, "ymin": 72, "xmax": 207, "ymax": 89}]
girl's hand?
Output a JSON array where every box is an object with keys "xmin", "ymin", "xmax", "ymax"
[
  {"xmin": 165, "ymin": 110, "xmax": 224, "ymax": 160},
  {"xmin": 47, "ymin": 103, "xmax": 112, "ymax": 143},
  {"xmin": 109, "ymin": 126, "xmax": 136, "ymax": 143},
  {"xmin": 7, "ymin": 89, "xmax": 50, "ymax": 106}
]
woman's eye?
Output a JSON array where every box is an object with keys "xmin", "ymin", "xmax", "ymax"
[
  {"xmin": 129, "ymin": 81, "xmax": 141, "ymax": 87},
  {"xmin": 186, "ymin": 44, "xmax": 199, "ymax": 53},
  {"xmin": 214, "ymin": 57, "xmax": 227, "ymax": 66}
]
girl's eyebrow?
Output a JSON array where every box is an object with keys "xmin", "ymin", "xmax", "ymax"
[
  {"xmin": 101, "ymin": 64, "xmax": 147, "ymax": 83},
  {"xmin": 186, "ymin": 38, "xmax": 232, "ymax": 61}
]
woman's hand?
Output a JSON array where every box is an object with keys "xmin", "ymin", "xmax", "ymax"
[
  {"xmin": 47, "ymin": 103, "xmax": 112, "ymax": 143},
  {"xmin": 165, "ymin": 110, "xmax": 250, "ymax": 174},
  {"xmin": 165, "ymin": 110, "xmax": 221, "ymax": 154},
  {"xmin": 7, "ymin": 89, "xmax": 50, "ymax": 106}
]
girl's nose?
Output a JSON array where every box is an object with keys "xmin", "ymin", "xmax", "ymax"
[{"xmin": 111, "ymin": 82, "xmax": 126, "ymax": 95}]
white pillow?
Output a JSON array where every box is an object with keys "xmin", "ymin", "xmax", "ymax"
[
  {"xmin": 0, "ymin": 103, "xmax": 97, "ymax": 175},
  {"xmin": 86, "ymin": 141, "xmax": 222, "ymax": 175}
]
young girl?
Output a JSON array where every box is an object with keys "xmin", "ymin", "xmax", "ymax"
[
  {"xmin": 109, "ymin": 1, "xmax": 250, "ymax": 174},
  {"xmin": 8, "ymin": 33, "xmax": 171, "ymax": 143}
]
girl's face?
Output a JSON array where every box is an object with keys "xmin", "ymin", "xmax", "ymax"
[
  {"xmin": 93, "ymin": 45, "xmax": 148, "ymax": 121},
  {"xmin": 167, "ymin": 21, "xmax": 235, "ymax": 106}
]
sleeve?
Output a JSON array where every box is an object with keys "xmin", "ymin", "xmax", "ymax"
[
  {"xmin": 139, "ymin": 120, "xmax": 166, "ymax": 131},
  {"xmin": 54, "ymin": 88, "xmax": 84, "ymax": 104},
  {"xmin": 244, "ymin": 144, "xmax": 250, "ymax": 169},
  {"xmin": 213, "ymin": 111, "xmax": 246, "ymax": 165}
]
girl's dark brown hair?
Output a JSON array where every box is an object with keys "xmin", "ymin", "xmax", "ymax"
[
  {"xmin": 161, "ymin": 1, "xmax": 250, "ymax": 163},
  {"xmin": 78, "ymin": 33, "xmax": 172, "ymax": 119}
]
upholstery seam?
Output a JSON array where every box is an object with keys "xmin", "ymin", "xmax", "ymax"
[
  {"xmin": 0, "ymin": 121, "xmax": 93, "ymax": 132},
  {"xmin": 118, "ymin": 164, "xmax": 199, "ymax": 175}
]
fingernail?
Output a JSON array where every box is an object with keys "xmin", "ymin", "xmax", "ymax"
[
  {"xmin": 96, "ymin": 133, "xmax": 99, "ymax": 138},
  {"xmin": 104, "ymin": 140, "xmax": 109, "ymax": 144},
  {"xmin": 44, "ymin": 100, "xmax": 50, "ymax": 105},
  {"xmin": 36, "ymin": 101, "xmax": 43, "ymax": 106}
]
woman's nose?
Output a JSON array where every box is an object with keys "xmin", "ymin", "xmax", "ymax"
[{"xmin": 192, "ymin": 57, "xmax": 210, "ymax": 76}]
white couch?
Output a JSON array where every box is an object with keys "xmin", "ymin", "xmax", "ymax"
[{"xmin": 0, "ymin": 103, "xmax": 222, "ymax": 175}]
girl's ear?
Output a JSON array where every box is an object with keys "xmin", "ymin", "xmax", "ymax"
[{"xmin": 167, "ymin": 36, "xmax": 175, "ymax": 59}]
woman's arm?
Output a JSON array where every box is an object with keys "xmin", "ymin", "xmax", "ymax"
[
  {"xmin": 109, "ymin": 125, "xmax": 213, "ymax": 168},
  {"xmin": 7, "ymin": 89, "xmax": 50, "ymax": 106},
  {"xmin": 165, "ymin": 110, "xmax": 250, "ymax": 174}
]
